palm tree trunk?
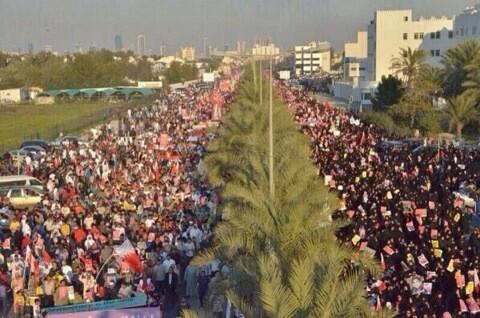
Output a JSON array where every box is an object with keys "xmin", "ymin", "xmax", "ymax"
[
  {"xmin": 456, "ymin": 123, "xmax": 463, "ymax": 139},
  {"xmin": 410, "ymin": 104, "xmax": 415, "ymax": 128},
  {"xmin": 252, "ymin": 58, "xmax": 257, "ymax": 94}
]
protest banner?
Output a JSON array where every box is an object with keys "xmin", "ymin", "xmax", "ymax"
[{"xmin": 49, "ymin": 306, "xmax": 161, "ymax": 318}]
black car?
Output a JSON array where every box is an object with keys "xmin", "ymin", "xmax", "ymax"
[
  {"xmin": 20, "ymin": 139, "xmax": 50, "ymax": 150},
  {"xmin": 377, "ymin": 140, "xmax": 408, "ymax": 152}
]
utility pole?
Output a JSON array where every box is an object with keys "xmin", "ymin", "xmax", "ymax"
[
  {"xmin": 259, "ymin": 57, "xmax": 263, "ymax": 105},
  {"xmin": 252, "ymin": 56, "xmax": 257, "ymax": 94},
  {"xmin": 269, "ymin": 56, "xmax": 274, "ymax": 198}
]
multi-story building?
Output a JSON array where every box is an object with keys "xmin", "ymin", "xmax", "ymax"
[
  {"xmin": 453, "ymin": 5, "xmax": 480, "ymax": 42},
  {"xmin": 180, "ymin": 47, "xmax": 196, "ymax": 61},
  {"xmin": 334, "ymin": 31, "xmax": 377, "ymax": 105},
  {"xmin": 333, "ymin": 9, "xmax": 454, "ymax": 107},
  {"xmin": 294, "ymin": 41, "xmax": 332, "ymax": 75},
  {"xmin": 251, "ymin": 43, "xmax": 280, "ymax": 57},
  {"xmin": 114, "ymin": 35, "xmax": 123, "ymax": 51},
  {"xmin": 137, "ymin": 34, "xmax": 146, "ymax": 56},
  {"xmin": 343, "ymin": 32, "xmax": 368, "ymax": 81},
  {"xmin": 366, "ymin": 10, "xmax": 453, "ymax": 83},
  {"xmin": 236, "ymin": 40, "xmax": 246, "ymax": 55},
  {"xmin": 203, "ymin": 38, "xmax": 209, "ymax": 58},
  {"xmin": 159, "ymin": 45, "xmax": 167, "ymax": 57}
]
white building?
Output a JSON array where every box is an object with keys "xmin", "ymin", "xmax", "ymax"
[
  {"xmin": 158, "ymin": 56, "xmax": 185, "ymax": 68},
  {"xmin": 294, "ymin": 41, "xmax": 332, "ymax": 75},
  {"xmin": 343, "ymin": 31, "xmax": 368, "ymax": 81},
  {"xmin": 334, "ymin": 9, "xmax": 454, "ymax": 106},
  {"xmin": 454, "ymin": 5, "xmax": 480, "ymax": 42},
  {"xmin": 251, "ymin": 43, "xmax": 280, "ymax": 57},
  {"xmin": 0, "ymin": 88, "xmax": 30, "ymax": 104},
  {"xmin": 334, "ymin": 31, "xmax": 376, "ymax": 105},
  {"xmin": 180, "ymin": 47, "xmax": 196, "ymax": 61},
  {"xmin": 367, "ymin": 10, "xmax": 454, "ymax": 83}
]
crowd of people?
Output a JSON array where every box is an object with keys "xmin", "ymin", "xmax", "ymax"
[
  {"xmin": 0, "ymin": 70, "xmax": 239, "ymax": 317},
  {"xmin": 278, "ymin": 81, "xmax": 480, "ymax": 317}
]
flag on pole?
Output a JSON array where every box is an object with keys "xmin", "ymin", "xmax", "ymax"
[
  {"xmin": 114, "ymin": 239, "xmax": 143, "ymax": 273},
  {"xmin": 25, "ymin": 245, "xmax": 33, "ymax": 266},
  {"xmin": 25, "ymin": 246, "xmax": 39, "ymax": 274},
  {"xmin": 41, "ymin": 250, "xmax": 52, "ymax": 264}
]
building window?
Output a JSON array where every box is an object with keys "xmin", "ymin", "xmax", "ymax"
[
  {"xmin": 436, "ymin": 31, "xmax": 441, "ymax": 39},
  {"xmin": 420, "ymin": 32, "xmax": 424, "ymax": 39},
  {"xmin": 363, "ymin": 92, "xmax": 372, "ymax": 101},
  {"xmin": 403, "ymin": 33, "xmax": 408, "ymax": 40},
  {"xmin": 431, "ymin": 32, "xmax": 435, "ymax": 39},
  {"xmin": 430, "ymin": 50, "xmax": 435, "ymax": 57},
  {"xmin": 461, "ymin": 28, "xmax": 464, "ymax": 36},
  {"xmin": 404, "ymin": 16, "xmax": 409, "ymax": 22},
  {"xmin": 456, "ymin": 30, "xmax": 459, "ymax": 36},
  {"xmin": 473, "ymin": 26, "xmax": 477, "ymax": 35},
  {"xmin": 449, "ymin": 31, "xmax": 454, "ymax": 39},
  {"xmin": 435, "ymin": 49, "xmax": 440, "ymax": 57},
  {"xmin": 466, "ymin": 28, "xmax": 469, "ymax": 36},
  {"xmin": 414, "ymin": 33, "xmax": 419, "ymax": 40}
]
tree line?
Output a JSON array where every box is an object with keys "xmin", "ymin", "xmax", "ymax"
[
  {"xmin": 183, "ymin": 65, "xmax": 389, "ymax": 318},
  {"xmin": 369, "ymin": 40, "xmax": 480, "ymax": 138},
  {"xmin": 0, "ymin": 50, "xmax": 201, "ymax": 90}
]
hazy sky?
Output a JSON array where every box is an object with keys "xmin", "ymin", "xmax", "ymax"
[{"xmin": 0, "ymin": 0, "xmax": 478, "ymax": 54}]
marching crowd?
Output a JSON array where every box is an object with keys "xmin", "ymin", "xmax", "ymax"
[
  {"xmin": 278, "ymin": 81, "xmax": 480, "ymax": 318},
  {"xmin": 0, "ymin": 72, "xmax": 238, "ymax": 317}
]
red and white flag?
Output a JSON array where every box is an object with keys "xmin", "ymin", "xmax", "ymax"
[
  {"xmin": 114, "ymin": 239, "xmax": 143, "ymax": 273},
  {"xmin": 25, "ymin": 246, "xmax": 39, "ymax": 274},
  {"xmin": 42, "ymin": 250, "xmax": 52, "ymax": 265},
  {"xmin": 380, "ymin": 252, "xmax": 386, "ymax": 271}
]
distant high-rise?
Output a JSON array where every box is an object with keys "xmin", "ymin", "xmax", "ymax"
[
  {"xmin": 203, "ymin": 37, "xmax": 208, "ymax": 58},
  {"xmin": 159, "ymin": 44, "xmax": 167, "ymax": 56},
  {"xmin": 114, "ymin": 35, "xmax": 123, "ymax": 51},
  {"xmin": 180, "ymin": 47, "xmax": 196, "ymax": 61},
  {"xmin": 27, "ymin": 43, "xmax": 34, "ymax": 54},
  {"xmin": 236, "ymin": 40, "xmax": 247, "ymax": 55},
  {"xmin": 137, "ymin": 34, "xmax": 146, "ymax": 56}
]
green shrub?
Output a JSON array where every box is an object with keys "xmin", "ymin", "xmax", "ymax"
[{"xmin": 360, "ymin": 111, "xmax": 410, "ymax": 136}]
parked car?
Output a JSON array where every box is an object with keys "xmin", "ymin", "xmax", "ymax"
[
  {"xmin": 4, "ymin": 149, "xmax": 31, "ymax": 161},
  {"xmin": 53, "ymin": 135, "xmax": 88, "ymax": 147},
  {"xmin": 377, "ymin": 140, "xmax": 409, "ymax": 152},
  {"xmin": 20, "ymin": 145, "xmax": 47, "ymax": 157},
  {"xmin": 0, "ymin": 175, "xmax": 44, "ymax": 192},
  {"xmin": 411, "ymin": 145, "xmax": 438, "ymax": 157},
  {"xmin": 20, "ymin": 139, "xmax": 50, "ymax": 150},
  {"xmin": 0, "ymin": 187, "xmax": 43, "ymax": 209}
]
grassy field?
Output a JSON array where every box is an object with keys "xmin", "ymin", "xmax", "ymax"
[{"xmin": 0, "ymin": 100, "xmax": 146, "ymax": 153}]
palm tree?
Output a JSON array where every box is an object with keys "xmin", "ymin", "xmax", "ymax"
[
  {"xmin": 191, "ymin": 67, "xmax": 390, "ymax": 318},
  {"xmin": 391, "ymin": 47, "xmax": 425, "ymax": 88},
  {"xmin": 444, "ymin": 92, "xmax": 478, "ymax": 138},
  {"xmin": 463, "ymin": 52, "xmax": 480, "ymax": 102},
  {"xmin": 441, "ymin": 40, "xmax": 480, "ymax": 97}
]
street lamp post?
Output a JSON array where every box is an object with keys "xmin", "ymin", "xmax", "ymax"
[
  {"xmin": 259, "ymin": 58, "xmax": 263, "ymax": 105},
  {"xmin": 269, "ymin": 55, "xmax": 274, "ymax": 198}
]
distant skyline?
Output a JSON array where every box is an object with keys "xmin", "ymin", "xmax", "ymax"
[{"xmin": 0, "ymin": 0, "xmax": 478, "ymax": 54}]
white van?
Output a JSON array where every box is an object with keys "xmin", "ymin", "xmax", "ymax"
[{"xmin": 0, "ymin": 175, "xmax": 44, "ymax": 192}]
